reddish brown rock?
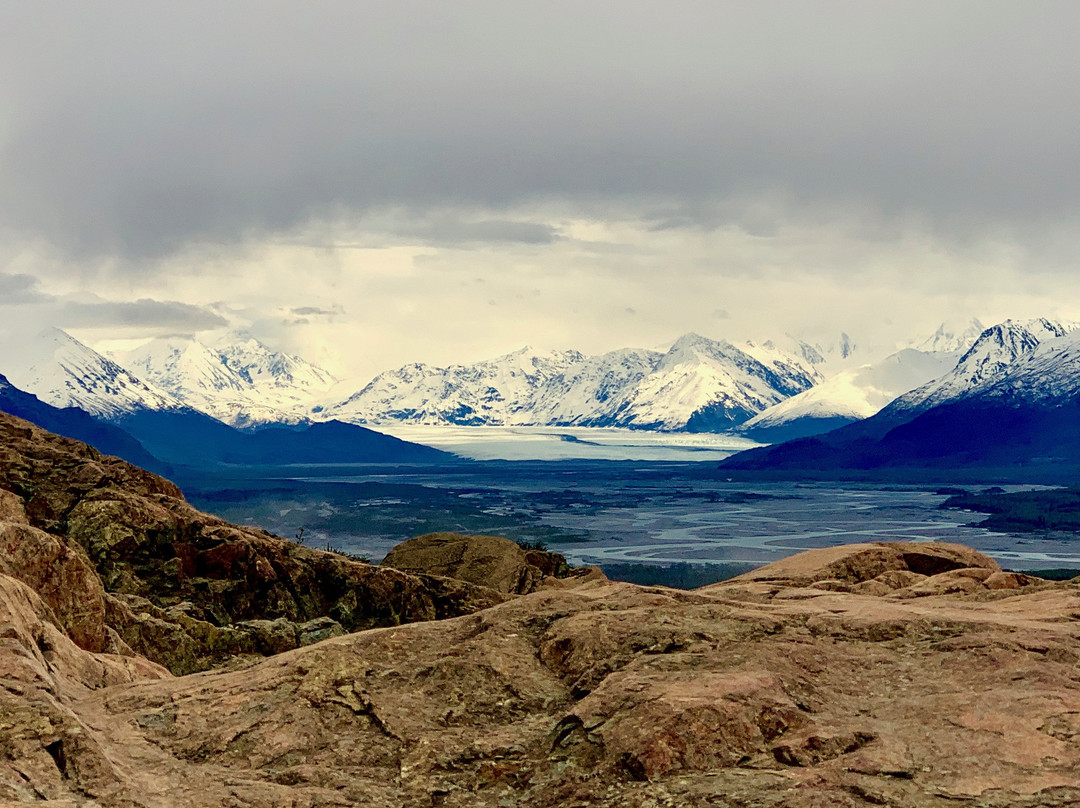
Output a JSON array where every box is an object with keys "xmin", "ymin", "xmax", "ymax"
[
  {"xmin": 6, "ymin": 537, "xmax": 1080, "ymax": 806},
  {"xmin": 5, "ymin": 412, "xmax": 1080, "ymax": 806},
  {"xmin": 382, "ymin": 531, "xmax": 571, "ymax": 594},
  {"xmin": 0, "ymin": 487, "xmax": 28, "ymax": 523},
  {"xmin": 0, "ymin": 522, "xmax": 106, "ymax": 651},
  {"xmin": 985, "ymin": 570, "xmax": 1042, "ymax": 590},
  {"xmin": 727, "ymin": 541, "xmax": 999, "ymax": 588}
]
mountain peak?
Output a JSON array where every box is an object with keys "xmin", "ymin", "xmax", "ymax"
[
  {"xmin": 670, "ymin": 331, "xmax": 710, "ymax": 347},
  {"xmin": 888, "ymin": 316, "xmax": 1079, "ymax": 414},
  {"xmin": 915, "ymin": 318, "xmax": 985, "ymax": 355},
  {"xmin": 113, "ymin": 332, "xmax": 339, "ymax": 428},
  {"xmin": 211, "ymin": 328, "xmax": 261, "ymax": 347},
  {"xmin": 665, "ymin": 332, "xmax": 728, "ymax": 360}
]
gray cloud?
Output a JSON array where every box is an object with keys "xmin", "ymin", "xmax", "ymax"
[
  {"xmin": 396, "ymin": 218, "xmax": 559, "ymax": 248},
  {"xmin": 314, "ymin": 214, "xmax": 560, "ymax": 250},
  {"xmin": 59, "ymin": 299, "xmax": 228, "ymax": 330},
  {"xmin": 0, "ymin": 2, "xmax": 1076, "ymax": 264},
  {"xmin": 0, "ymin": 273, "xmax": 48, "ymax": 304},
  {"xmin": 291, "ymin": 305, "xmax": 343, "ymax": 317}
]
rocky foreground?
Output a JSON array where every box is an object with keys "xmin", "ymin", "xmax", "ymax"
[{"xmin": 3, "ymin": 414, "xmax": 1080, "ymax": 806}]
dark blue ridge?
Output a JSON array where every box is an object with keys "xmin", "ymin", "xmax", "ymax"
[
  {"xmin": 720, "ymin": 394, "xmax": 1080, "ymax": 477},
  {"xmin": 111, "ymin": 408, "xmax": 455, "ymax": 467},
  {"xmin": 0, "ymin": 374, "xmax": 166, "ymax": 473}
]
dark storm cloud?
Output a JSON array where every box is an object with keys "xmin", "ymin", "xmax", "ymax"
[
  {"xmin": 59, "ymin": 299, "xmax": 228, "ymax": 330},
  {"xmin": 0, "ymin": 1, "xmax": 1077, "ymax": 261}
]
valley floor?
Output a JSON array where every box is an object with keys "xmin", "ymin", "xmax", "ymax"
[{"xmin": 178, "ymin": 459, "xmax": 1080, "ymax": 576}]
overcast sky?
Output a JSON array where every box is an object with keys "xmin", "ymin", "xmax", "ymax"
[{"xmin": 1, "ymin": 1, "xmax": 1078, "ymax": 379}]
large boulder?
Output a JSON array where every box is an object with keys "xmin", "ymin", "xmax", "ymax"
[
  {"xmin": 724, "ymin": 541, "xmax": 1000, "ymax": 589},
  {"xmin": 382, "ymin": 532, "xmax": 570, "ymax": 595}
]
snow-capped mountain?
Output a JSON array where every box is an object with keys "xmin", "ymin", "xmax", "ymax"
[
  {"xmin": 739, "ymin": 347, "xmax": 963, "ymax": 442},
  {"xmin": 737, "ymin": 320, "xmax": 988, "ymax": 442},
  {"xmin": 738, "ymin": 319, "xmax": 1060, "ymax": 442},
  {"xmin": 317, "ymin": 346, "xmax": 590, "ymax": 426},
  {"xmin": 791, "ymin": 332, "xmax": 864, "ymax": 376},
  {"xmin": 522, "ymin": 347, "xmax": 662, "ymax": 425},
  {"xmin": 888, "ymin": 317, "xmax": 1078, "ymax": 414},
  {"xmin": 0, "ymin": 327, "xmax": 183, "ymax": 420},
  {"xmin": 610, "ymin": 334, "xmax": 822, "ymax": 430},
  {"xmin": 317, "ymin": 333, "xmax": 822, "ymax": 431},
  {"xmin": 913, "ymin": 318, "xmax": 986, "ymax": 354},
  {"xmin": 318, "ymin": 346, "xmax": 588, "ymax": 426},
  {"xmin": 721, "ymin": 317, "xmax": 1080, "ymax": 474},
  {"xmin": 211, "ymin": 332, "xmax": 338, "ymax": 394},
  {"xmin": 115, "ymin": 332, "xmax": 339, "ymax": 428}
]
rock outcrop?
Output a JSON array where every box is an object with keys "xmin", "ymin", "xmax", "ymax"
[
  {"xmin": 0, "ymin": 412, "xmax": 502, "ymax": 673},
  {"xmin": 4, "ymin": 534, "xmax": 1080, "ymax": 806},
  {"xmin": 4, "ymin": 413, "xmax": 1080, "ymax": 806}
]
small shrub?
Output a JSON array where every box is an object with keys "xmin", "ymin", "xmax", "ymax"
[{"xmin": 516, "ymin": 538, "xmax": 549, "ymax": 552}]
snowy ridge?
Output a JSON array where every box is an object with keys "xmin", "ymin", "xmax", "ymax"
[
  {"xmin": 318, "ymin": 333, "xmax": 821, "ymax": 431},
  {"xmin": 0, "ymin": 328, "xmax": 184, "ymax": 420},
  {"xmin": 973, "ymin": 328, "xmax": 1080, "ymax": 406},
  {"xmin": 888, "ymin": 318, "xmax": 1078, "ymax": 414},
  {"xmin": 212, "ymin": 332, "xmax": 338, "ymax": 392},
  {"xmin": 527, "ymin": 348, "xmax": 663, "ymax": 425},
  {"xmin": 318, "ymin": 346, "xmax": 588, "ymax": 427},
  {"xmin": 115, "ymin": 333, "xmax": 339, "ymax": 428}
]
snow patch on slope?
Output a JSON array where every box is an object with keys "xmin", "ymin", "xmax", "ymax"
[{"xmin": 741, "ymin": 348, "xmax": 960, "ymax": 438}]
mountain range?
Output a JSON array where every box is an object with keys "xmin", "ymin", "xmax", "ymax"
[
  {"xmin": 3, "ymin": 316, "xmax": 1080, "ymax": 476},
  {"xmin": 7, "ymin": 326, "xmax": 842, "ymax": 434},
  {"xmin": 319, "ymin": 333, "xmax": 825, "ymax": 431},
  {"xmin": 0, "ymin": 330, "xmax": 451, "ymax": 469}
]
